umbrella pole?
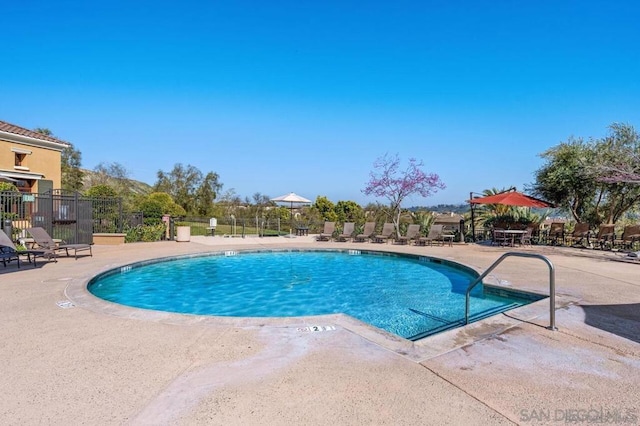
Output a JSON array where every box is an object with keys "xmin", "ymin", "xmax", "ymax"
[
  {"xmin": 290, "ymin": 202, "xmax": 293, "ymax": 236},
  {"xmin": 470, "ymin": 192, "xmax": 476, "ymax": 243}
]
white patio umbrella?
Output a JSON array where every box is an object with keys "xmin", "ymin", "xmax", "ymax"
[
  {"xmin": 270, "ymin": 192, "xmax": 312, "ymax": 236},
  {"xmin": 271, "ymin": 192, "xmax": 312, "ymax": 218}
]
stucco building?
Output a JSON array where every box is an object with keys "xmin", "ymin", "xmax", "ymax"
[{"xmin": 0, "ymin": 120, "xmax": 69, "ymax": 193}]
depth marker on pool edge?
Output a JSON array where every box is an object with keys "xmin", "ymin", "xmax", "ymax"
[
  {"xmin": 297, "ymin": 325, "xmax": 337, "ymax": 333},
  {"xmin": 56, "ymin": 300, "xmax": 75, "ymax": 309}
]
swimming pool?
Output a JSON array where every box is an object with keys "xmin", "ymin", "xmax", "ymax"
[{"xmin": 88, "ymin": 249, "xmax": 544, "ymax": 340}]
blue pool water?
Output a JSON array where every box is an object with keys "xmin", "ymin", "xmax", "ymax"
[{"xmin": 88, "ymin": 250, "xmax": 543, "ymax": 340}]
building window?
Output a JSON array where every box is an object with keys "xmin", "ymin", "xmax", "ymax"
[
  {"xmin": 15, "ymin": 153, "xmax": 26, "ymax": 167},
  {"xmin": 11, "ymin": 147, "xmax": 32, "ymax": 171}
]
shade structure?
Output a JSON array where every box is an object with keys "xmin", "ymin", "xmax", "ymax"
[
  {"xmin": 468, "ymin": 190, "xmax": 552, "ymax": 243},
  {"xmin": 469, "ymin": 190, "xmax": 552, "ymax": 208},
  {"xmin": 271, "ymin": 192, "xmax": 312, "ymax": 219},
  {"xmin": 271, "ymin": 192, "xmax": 312, "ymax": 205}
]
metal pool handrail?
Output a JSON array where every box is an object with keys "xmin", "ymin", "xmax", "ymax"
[{"xmin": 465, "ymin": 252, "xmax": 557, "ymax": 330}]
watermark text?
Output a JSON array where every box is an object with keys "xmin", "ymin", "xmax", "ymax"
[{"xmin": 520, "ymin": 406, "xmax": 637, "ymax": 423}]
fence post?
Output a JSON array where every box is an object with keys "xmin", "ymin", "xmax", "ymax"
[
  {"xmin": 118, "ymin": 198, "xmax": 123, "ymax": 232},
  {"xmin": 74, "ymin": 190, "xmax": 79, "ymax": 244}
]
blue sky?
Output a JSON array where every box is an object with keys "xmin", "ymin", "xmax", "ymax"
[{"xmin": 3, "ymin": 1, "xmax": 639, "ymax": 206}]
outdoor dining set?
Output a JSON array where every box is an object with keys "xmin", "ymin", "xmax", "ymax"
[{"xmin": 490, "ymin": 222, "xmax": 640, "ymax": 251}]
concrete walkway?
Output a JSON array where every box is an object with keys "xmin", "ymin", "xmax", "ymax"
[{"xmin": 0, "ymin": 235, "xmax": 638, "ymax": 425}]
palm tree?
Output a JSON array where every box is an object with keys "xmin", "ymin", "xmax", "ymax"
[{"xmin": 412, "ymin": 211, "xmax": 437, "ymax": 236}]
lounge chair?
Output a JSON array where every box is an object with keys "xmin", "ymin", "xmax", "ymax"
[
  {"xmin": 418, "ymin": 224, "xmax": 455, "ymax": 246},
  {"xmin": 614, "ymin": 225, "xmax": 640, "ymax": 251},
  {"xmin": 354, "ymin": 222, "xmax": 376, "ymax": 242},
  {"xmin": 336, "ymin": 222, "xmax": 355, "ymax": 242},
  {"xmin": 594, "ymin": 224, "xmax": 616, "ymax": 250},
  {"xmin": 0, "ymin": 230, "xmax": 20, "ymax": 267},
  {"xmin": 0, "ymin": 229, "xmax": 56, "ymax": 267},
  {"xmin": 566, "ymin": 223, "xmax": 591, "ymax": 247},
  {"xmin": 26, "ymin": 227, "xmax": 92, "ymax": 259},
  {"xmin": 316, "ymin": 222, "xmax": 335, "ymax": 241},
  {"xmin": 372, "ymin": 223, "xmax": 395, "ymax": 243},
  {"xmin": 396, "ymin": 224, "xmax": 420, "ymax": 245},
  {"xmin": 547, "ymin": 222, "xmax": 565, "ymax": 246}
]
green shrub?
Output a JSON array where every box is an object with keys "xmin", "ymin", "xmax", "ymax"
[{"xmin": 125, "ymin": 223, "xmax": 166, "ymax": 242}]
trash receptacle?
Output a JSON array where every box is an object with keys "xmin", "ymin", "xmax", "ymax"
[
  {"xmin": 176, "ymin": 226, "xmax": 191, "ymax": 242},
  {"xmin": 3, "ymin": 219, "xmax": 12, "ymax": 241}
]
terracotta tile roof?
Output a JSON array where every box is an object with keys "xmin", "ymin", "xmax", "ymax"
[{"xmin": 0, "ymin": 120, "xmax": 70, "ymax": 146}]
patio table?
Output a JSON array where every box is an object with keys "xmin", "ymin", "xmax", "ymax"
[{"xmin": 502, "ymin": 230, "xmax": 526, "ymax": 247}]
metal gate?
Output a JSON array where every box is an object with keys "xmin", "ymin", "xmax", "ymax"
[{"xmin": 0, "ymin": 189, "xmax": 124, "ymax": 244}]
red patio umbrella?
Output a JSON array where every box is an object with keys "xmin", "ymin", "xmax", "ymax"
[
  {"xmin": 469, "ymin": 190, "xmax": 552, "ymax": 208},
  {"xmin": 468, "ymin": 189, "xmax": 553, "ymax": 242}
]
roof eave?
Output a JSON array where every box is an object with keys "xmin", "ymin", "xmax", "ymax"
[{"xmin": 0, "ymin": 130, "xmax": 69, "ymax": 151}]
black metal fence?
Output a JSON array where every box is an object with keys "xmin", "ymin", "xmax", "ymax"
[
  {"xmin": 176, "ymin": 215, "xmax": 287, "ymax": 237},
  {"xmin": 172, "ymin": 214, "xmax": 333, "ymax": 238},
  {"xmin": 0, "ymin": 190, "xmax": 136, "ymax": 244}
]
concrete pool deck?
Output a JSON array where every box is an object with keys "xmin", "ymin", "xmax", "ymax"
[{"xmin": 0, "ymin": 235, "xmax": 638, "ymax": 425}]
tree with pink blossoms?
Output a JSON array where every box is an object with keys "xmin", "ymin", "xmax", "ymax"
[{"xmin": 362, "ymin": 153, "xmax": 445, "ymax": 237}]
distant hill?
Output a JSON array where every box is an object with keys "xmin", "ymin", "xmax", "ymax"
[
  {"xmin": 408, "ymin": 203, "xmax": 562, "ymax": 217},
  {"xmin": 408, "ymin": 204, "xmax": 469, "ymax": 214},
  {"xmin": 81, "ymin": 169, "xmax": 153, "ymax": 195}
]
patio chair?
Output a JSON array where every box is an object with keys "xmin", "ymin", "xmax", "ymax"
[
  {"xmin": 372, "ymin": 223, "xmax": 395, "ymax": 243},
  {"xmin": 336, "ymin": 222, "xmax": 355, "ymax": 242},
  {"xmin": 0, "ymin": 229, "xmax": 56, "ymax": 268},
  {"xmin": 614, "ymin": 225, "xmax": 640, "ymax": 251},
  {"xmin": 418, "ymin": 224, "xmax": 454, "ymax": 247},
  {"xmin": 396, "ymin": 224, "xmax": 420, "ymax": 245},
  {"xmin": 565, "ymin": 223, "xmax": 591, "ymax": 247},
  {"xmin": 354, "ymin": 222, "xmax": 376, "ymax": 242},
  {"xmin": 594, "ymin": 224, "xmax": 616, "ymax": 250},
  {"xmin": 490, "ymin": 228, "xmax": 509, "ymax": 246},
  {"xmin": 517, "ymin": 226, "xmax": 535, "ymax": 246},
  {"xmin": 316, "ymin": 222, "xmax": 335, "ymax": 241},
  {"xmin": 26, "ymin": 227, "xmax": 93, "ymax": 259}
]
